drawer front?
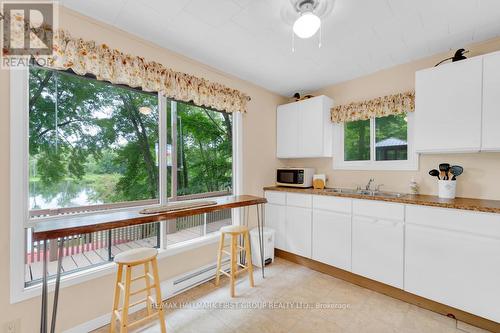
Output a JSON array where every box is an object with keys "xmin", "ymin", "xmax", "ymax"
[
  {"xmin": 406, "ymin": 205, "xmax": 500, "ymax": 238},
  {"xmin": 265, "ymin": 191, "xmax": 286, "ymax": 205},
  {"xmin": 353, "ymin": 199, "xmax": 404, "ymax": 221},
  {"xmin": 287, "ymin": 193, "xmax": 312, "ymax": 208},
  {"xmin": 313, "ymin": 195, "xmax": 351, "ymax": 214}
]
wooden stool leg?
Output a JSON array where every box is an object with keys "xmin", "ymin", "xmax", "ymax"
[
  {"xmin": 230, "ymin": 235, "xmax": 237, "ymax": 297},
  {"xmin": 120, "ymin": 265, "xmax": 132, "ymax": 333},
  {"xmin": 244, "ymin": 231, "xmax": 254, "ymax": 288},
  {"xmin": 143, "ymin": 262, "xmax": 153, "ymax": 316},
  {"xmin": 151, "ymin": 258, "xmax": 167, "ymax": 333},
  {"xmin": 215, "ymin": 232, "xmax": 224, "ymax": 286},
  {"xmin": 110, "ymin": 264, "xmax": 123, "ymax": 333}
]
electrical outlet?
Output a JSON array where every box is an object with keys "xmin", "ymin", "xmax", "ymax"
[{"xmin": 3, "ymin": 319, "xmax": 20, "ymax": 333}]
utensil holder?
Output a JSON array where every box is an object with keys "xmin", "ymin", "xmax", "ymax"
[{"xmin": 438, "ymin": 180, "xmax": 456, "ymax": 199}]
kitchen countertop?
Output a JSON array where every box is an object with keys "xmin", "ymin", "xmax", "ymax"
[{"xmin": 263, "ymin": 186, "xmax": 500, "ymax": 214}]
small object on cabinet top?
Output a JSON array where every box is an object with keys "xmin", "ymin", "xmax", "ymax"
[{"xmin": 293, "ymin": 92, "xmax": 315, "ymax": 101}]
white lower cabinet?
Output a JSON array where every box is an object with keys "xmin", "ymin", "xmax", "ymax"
[
  {"xmin": 312, "ymin": 195, "xmax": 352, "ymax": 270},
  {"xmin": 264, "ymin": 191, "xmax": 287, "ymax": 250},
  {"xmin": 264, "ymin": 190, "xmax": 500, "ymax": 322},
  {"xmin": 285, "ymin": 206, "xmax": 312, "ymax": 258},
  {"xmin": 265, "ymin": 203, "xmax": 286, "ymax": 250},
  {"xmin": 352, "ymin": 216, "xmax": 404, "ymax": 288},
  {"xmin": 405, "ymin": 206, "xmax": 500, "ymax": 322},
  {"xmin": 312, "ymin": 210, "xmax": 351, "ymax": 270}
]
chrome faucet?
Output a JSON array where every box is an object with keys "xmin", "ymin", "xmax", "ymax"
[{"xmin": 365, "ymin": 178, "xmax": 374, "ymax": 191}]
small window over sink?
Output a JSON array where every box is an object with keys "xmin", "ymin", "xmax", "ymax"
[{"xmin": 335, "ymin": 113, "xmax": 417, "ymax": 170}]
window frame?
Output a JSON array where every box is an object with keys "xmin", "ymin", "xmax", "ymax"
[
  {"xmin": 333, "ymin": 112, "xmax": 418, "ymax": 171},
  {"xmin": 10, "ymin": 66, "xmax": 243, "ymax": 303}
]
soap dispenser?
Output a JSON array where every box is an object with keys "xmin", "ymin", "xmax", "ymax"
[{"xmin": 409, "ymin": 178, "xmax": 419, "ymax": 195}]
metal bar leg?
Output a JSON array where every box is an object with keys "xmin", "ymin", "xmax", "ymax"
[
  {"xmin": 256, "ymin": 204, "xmax": 265, "ymax": 278},
  {"xmin": 40, "ymin": 240, "xmax": 48, "ymax": 333},
  {"xmin": 241, "ymin": 207, "xmax": 249, "ymax": 265},
  {"xmin": 108, "ymin": 229, "xmax": 112, "ymax": 260},
  {"xmin": 50, "ymin": 238, "xmax": 64, "ymax": 333}
]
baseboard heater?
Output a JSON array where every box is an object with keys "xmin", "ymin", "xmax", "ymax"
[{"xmin": 163, "ymin": 259, "xmax": 230, "ymax": 297}]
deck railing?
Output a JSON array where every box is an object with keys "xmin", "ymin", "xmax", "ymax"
[
  {"xmin": 29, "ymin": 190, "xmax": 231, "ymax": 218},
  {"xmin": 25, "ymin": 191, "xmax": 232, "ymax": 285}
]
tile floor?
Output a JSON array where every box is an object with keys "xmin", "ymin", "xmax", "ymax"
[{"xmin": 93, "ymin": 258, "xmax": 490, "ymax": 333}]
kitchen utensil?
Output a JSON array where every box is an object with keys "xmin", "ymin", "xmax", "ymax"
[
  {"xmin": 429, "ymin": 169, "xmax": 440, "ymax": 180},
  {"xmin": 450, "ymin": 165, "xmax": 463, "ymax": 180},
  {"xmin": 439, "ymin": 163, "xmax": 450, "ymax": 180}
]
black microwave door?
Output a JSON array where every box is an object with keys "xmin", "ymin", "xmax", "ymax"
[{"xmin": 277, "ymin": 170, "xmax": 297, "ymax": 184}]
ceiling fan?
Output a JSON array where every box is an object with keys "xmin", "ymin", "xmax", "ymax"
[{"xmin": 281, "ymin": 0, "xmax": 335, "ymax": 40}]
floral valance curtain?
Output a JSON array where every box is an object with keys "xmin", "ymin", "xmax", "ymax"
[
  {"xmin": 36, "ymin": 30, "xmax": 250, "ymax": 113},
  {"xmin": 330, "ymin": 91, "xmax": 415, "ymax": 123}
]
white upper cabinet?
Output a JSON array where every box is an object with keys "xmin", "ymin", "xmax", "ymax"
[
  {"xmin": 482, "ymin": 52, "xmax": 500, "ymax": 151},
  {"xmin": 276, "ymin": 95, "xmax": 334, "ymax": 158},
  {"xmin": 415, "ymin": 57, "xmax": 483, "ymax": 153},
  {"xmin": 276, "ymin": 102, "xmax": 300, "ymax": 157}
]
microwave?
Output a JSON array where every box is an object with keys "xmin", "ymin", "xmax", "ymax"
[{"xmin": 276, "ymin": 167, "xmax": 315, "ymax": 188}]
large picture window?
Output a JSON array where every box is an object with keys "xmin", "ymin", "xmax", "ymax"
[{"xmin": 18, "ymin": 66, "xmax": 236, "ymax": 288}]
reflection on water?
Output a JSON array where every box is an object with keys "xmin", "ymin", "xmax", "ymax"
[{"xmin": 29, "ymin": 180, "xmax": 102, "ymax": 210}]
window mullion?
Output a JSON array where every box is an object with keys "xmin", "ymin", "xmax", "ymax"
[
  {"xmin": 158, "ymin": 93, "xmax": 168, "ymax": 205},
  {"xmin": 158, "ymin": 93, "xmax": 168, "ymax": 249},
  {"xmin": 370, "ymin": 117, "xmax": 376, "ymax": 162},
  {"xmin": 170, "ymin": 101, "xmax": 178, "ymax": 200}
]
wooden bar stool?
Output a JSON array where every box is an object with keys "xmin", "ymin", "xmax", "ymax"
[
  {"xmin": 215, "ymin": 225, "xmax": 254, "ymax": 297},
  {"xmin": 110, "ymin": 248, "xmax": 166, "ymax": 333}
]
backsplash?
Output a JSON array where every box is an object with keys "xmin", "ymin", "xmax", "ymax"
[{"xmin": 285, "ymin": 152, "xmax": 500, "ymax": 200}]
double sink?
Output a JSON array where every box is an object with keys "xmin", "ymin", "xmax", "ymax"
[{"xmin": 324, "ymin": 188, "xmax": 407, "ymax": 198}]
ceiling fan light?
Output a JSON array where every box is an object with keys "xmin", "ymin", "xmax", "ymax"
[{"xmin": 293, "ymin": 12, "xmax": 321, "ymax": 39}]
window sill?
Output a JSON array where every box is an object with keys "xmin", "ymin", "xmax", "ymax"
[{"xmin": 12, "ymin": 233, "xmax": 220, "ymax": 304}]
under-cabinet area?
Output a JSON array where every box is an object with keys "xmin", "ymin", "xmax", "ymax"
[{"xmin": 264, "ymin": 189, "xmax": 500, "ymax": 324}]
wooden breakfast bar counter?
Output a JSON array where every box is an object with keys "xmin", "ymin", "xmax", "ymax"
[{"xmin": 33, "ymin": 195, "xmax": 267, "ymax": 333}]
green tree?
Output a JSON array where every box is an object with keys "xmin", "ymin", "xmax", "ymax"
[
  {"xmin": 173, "ymin": 102, "xmax": 232, "ymax": 196},
  {"xmin": 29, "ymin": 66, "xmax": 159, "ymax": 206},
  {"xmin": 29, "ymin": 66, "xmax": 232, "ymax": 209}
]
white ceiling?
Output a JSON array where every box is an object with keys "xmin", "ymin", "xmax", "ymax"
[{"xmin": 61, "ymin": 0, "xmax": 500, "ymax": 96}]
